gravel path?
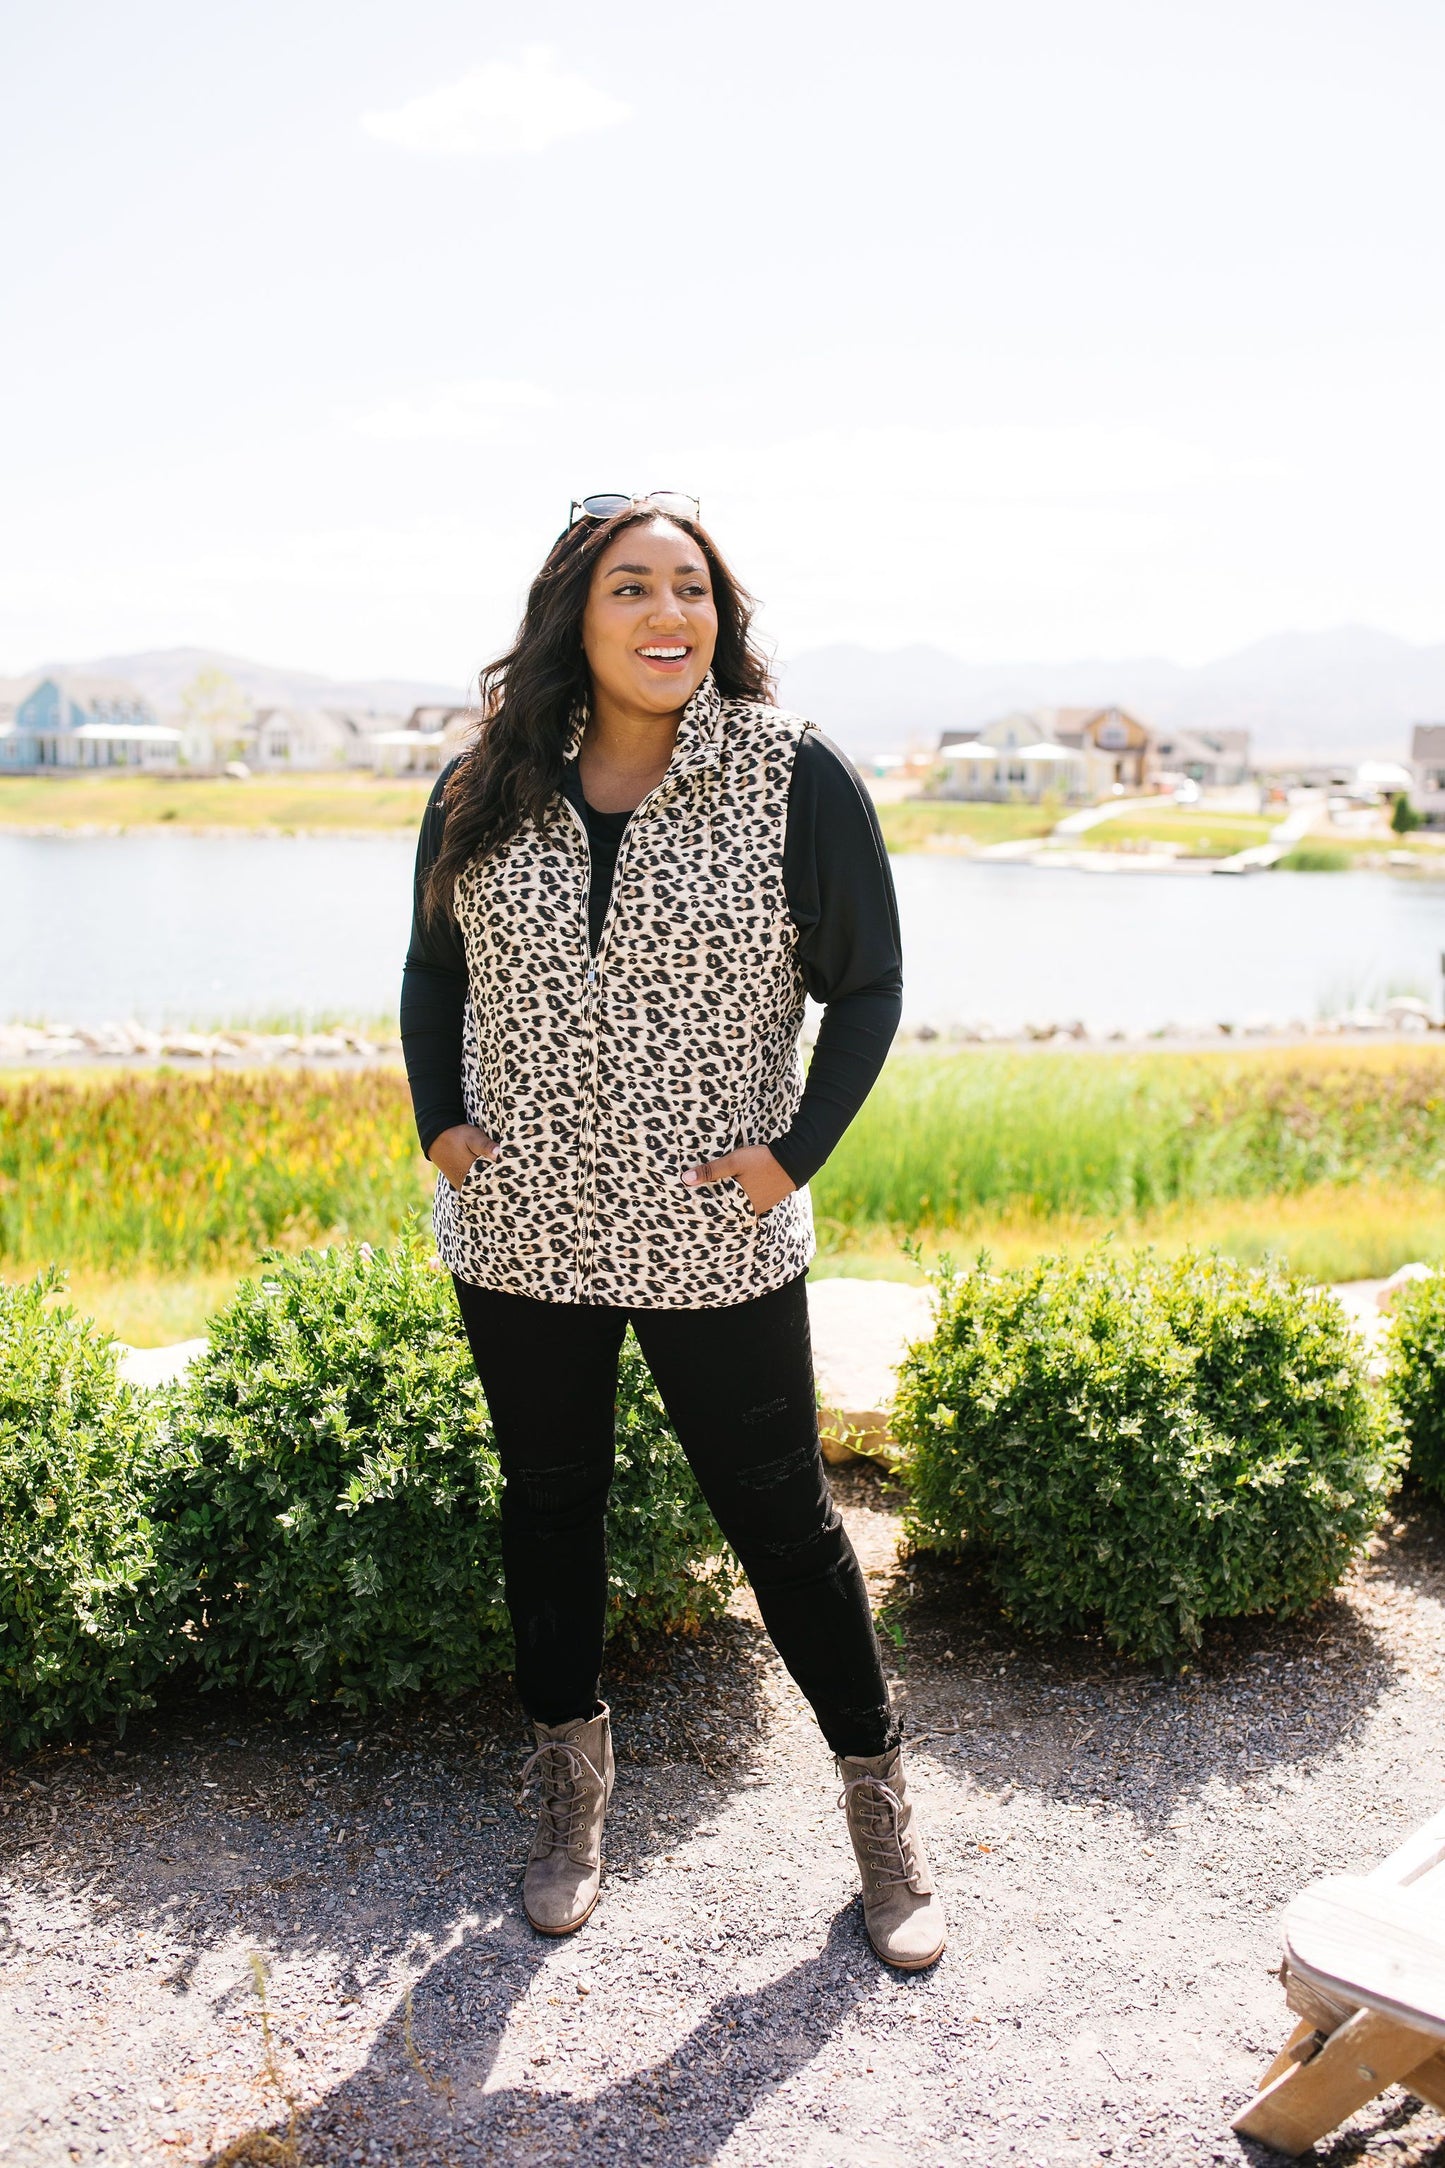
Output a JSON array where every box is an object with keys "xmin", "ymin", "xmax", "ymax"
[{"xmin": 5, "ymin": 1471, "xmax": 1445, "ymax": 2167}]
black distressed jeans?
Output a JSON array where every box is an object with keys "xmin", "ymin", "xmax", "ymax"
[{"xmin": 451, "ymin": 1270, "xmax": 895, "ymax": 1759}]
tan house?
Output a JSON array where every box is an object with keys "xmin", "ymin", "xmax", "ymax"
[
  {"xmin": 1412, "ymin": 724, "xmax": 1445, "ymax": 826},
  {"xmin": 1044, "ymin": 706, "xmax": 1155, "ymax": 796}
]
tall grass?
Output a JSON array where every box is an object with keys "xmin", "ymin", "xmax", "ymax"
[
  {"xmin": 812, "ymin": 1043, "xmax": 1445, "ymax": 1229},
  {"xmin": 0, "ymin": 1069, "xmax": 426, "ymax": 1272},
  {"xmin": 2, "ymin": 1044, "xmax": 1442, "ymax": 1293}
]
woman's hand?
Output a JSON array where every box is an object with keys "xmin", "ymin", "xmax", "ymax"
[
  {"xmin": 682, "ymin": 1144, "xmax": 796, "ymax": 1218},
  {"xmin": 429, "ymin": 1122, "xmax": 500, "ymax": 1193}
]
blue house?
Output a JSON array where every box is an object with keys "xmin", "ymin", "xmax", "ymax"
[{"xmin": 0, "ymin": 676, "xmax": 182, "ymax": 769}]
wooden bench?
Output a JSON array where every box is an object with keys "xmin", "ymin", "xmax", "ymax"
[{"xmin": 1234, "ymin": 1805, "xmax": 1445, "ymax": 2156}]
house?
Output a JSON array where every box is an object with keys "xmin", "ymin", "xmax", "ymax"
[
  {"xmin": 1044, "ymin": 706, "xmax": 1155, "ymax": 796},
  {"xmin": 1412, "ymin": 724, "xmax": 1445, "ymax": 825},
  {"xmin": 232, "ymin": 705, "xmax": 431, "ymax": 771},
  {"xmin": 240, "ymin": 706, "xmax": 354, "ymax": 770},
  {"xmin": 933, "ymin": 711, "xmax": 1087, "ymax": 803},
  {"xmin": 0, "ymin": 675, "xmax": 181, "ymax": 769},
  {"xmin": 366, "ymin": 703, "xmax": 474, "ymax": 775},
  {"xmin": 1150, "ymin": 727, "xmax": 1252, "ymax": 788}
]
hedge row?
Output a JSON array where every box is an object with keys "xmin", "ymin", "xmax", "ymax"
[
  {"xmin": 3, "ymin": 1241, "xmax": 1442, "ymax": 1749},
  {"xmin": 0, "ymin": 1243, "xmax": 736, "ymax": 1750},
  {"xmin": 895, "ymin": 1249, "xmax": 1404, "ymax": 1660}
]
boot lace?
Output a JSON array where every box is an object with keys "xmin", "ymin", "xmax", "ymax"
[
  {"xmin": 516, "ymin": 1740, "xmax": 602, "ymax": 1857},
  {"xmin": 841, "ymin": 1773, "xmax": 920, "ymax": 1889}
]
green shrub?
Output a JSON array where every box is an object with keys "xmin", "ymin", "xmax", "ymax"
[
  {"xmin": 1386, "ymin": 1270, "xmax": 1445, "ymax": 1499},
  {"xmin": 160, "ymin": 1240, "xmax": 737, "ymax": 1715},
  {"xmin": 895, "ymin": 1248, "xmax": 1401, "ymax": 1660},
  {"xmin": 1277, "ymin": 845, "xmax": 1350, "ymax": 873},
  {"xmin": 1392, "ymin": 794, "xmax": 1423, "ymax": 835},
  {"xmin": 0, "ymin": 1270, "xmax": 179, "ymax": 1750}
]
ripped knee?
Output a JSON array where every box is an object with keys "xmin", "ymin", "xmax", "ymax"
[
  {"xmin": 503, "ymin": 1456, "xmax": 611, "ymax": 1529},
  {"xmin": 740, "ymin": 1505, "xmax": 849, "ymax": 1576},
  {"xmin": 735, "ymin": 1442, "xmax": 817, "ymax": 1492}
]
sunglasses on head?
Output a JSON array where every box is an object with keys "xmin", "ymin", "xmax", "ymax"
[{"xmin": 568, "ymin": 491, "xmax": 700, "ymax": 529}]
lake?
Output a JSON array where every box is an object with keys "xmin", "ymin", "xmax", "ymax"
[{"xmin": 3, "ymin": 831, "xmax": 1443, "ymax": 1036}]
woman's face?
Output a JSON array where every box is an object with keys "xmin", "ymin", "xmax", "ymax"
[{"xmin": 581, "ymin": 520, "xmax": 719, "ymax": 719}]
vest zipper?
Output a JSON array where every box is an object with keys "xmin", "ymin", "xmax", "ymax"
[
  {"xmin": 561, "ymin": 798, "xmax": 600, "ymax": 1300},
  {"xmin": 561, "ymin": 776, "xmax": 680, "ymax": 1300}
]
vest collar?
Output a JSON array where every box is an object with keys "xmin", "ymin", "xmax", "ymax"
[{"xmin": 563, "ymin": 670, "xmax": 724, "ymax": 777}]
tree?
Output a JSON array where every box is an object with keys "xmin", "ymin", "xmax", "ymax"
[
  {"xmin": 1391, "ymin": 793, "xmax": 1423, "ymax": 835},
  {"xmin": 179, "ymin": 669, "xmax": 252, "ymax": 768}
]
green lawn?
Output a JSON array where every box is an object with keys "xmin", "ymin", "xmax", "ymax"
[
  {"xmin": 1281, "ymin": 830, "xmax": 1445, "ymax": 863},
  {"xmin": 0, "ymin": 771, "xmax": 437, "ymax": 831},
  {"xmin": 1080, "ymin": 809, "xmax": 1275, "ymax": 857},
  {"xmin": 875, "ymin": 800, "xmax": 1057, "ymax": 851}
]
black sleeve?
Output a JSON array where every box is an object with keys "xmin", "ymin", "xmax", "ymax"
[
  {"xmin": 399, "ymin": 759, "xmax": 469, "ymax": 1156},
  {"xmin": 768, "ymin": 731, "xmax": 903, "ymax": 1189}
]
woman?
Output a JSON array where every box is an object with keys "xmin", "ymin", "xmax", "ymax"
[{"xmin": 400, "ymin": 492, "xmax": 944, "ymax": 1971}]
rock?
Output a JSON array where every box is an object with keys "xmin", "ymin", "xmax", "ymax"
[
  {"xmin": 807, "ymin": 1277, "xmax": 933, "ymax": 1468},
  {"xmin": 114, "ymin": 1339, "xmax": 209, "ymax": 1389},
  {"xmin": 1376, "ymin": 1262, "xmax": 1434, "ymax": 1312}
]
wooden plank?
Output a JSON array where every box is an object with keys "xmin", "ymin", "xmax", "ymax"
[
  {"xmin": 1257, "ymin": 2017, "xmax": 1324, "ymax": 2093},
  {"xmin": 1285, "ymin": 1877, "xmax": 1445, "ymax": 2038},
  {"xmin": 1283, "ymin": 1970, "xmax": 1356, "ymax": 2036},
  {"xmin": 1233, "ymin": 2007, "xmax": 1435, "ymax": 2155},
  {"xmin": 1400, "ymin": 2047, "xmax": 1445, "ymax": 2116},
  {"xmin": 1368, "ymin": 1805, "xmax": 1445, "ymax": 1891}
]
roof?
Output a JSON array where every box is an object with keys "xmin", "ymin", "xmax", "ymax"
[
  {"xmin": 1153, "ymin": 727, "xmax": 1251, "ymax": 761},
  {"xmin": 406, "ymin": 703, "xmax": 472, "ymax": 731},
  {"xmin": 31, "ymin": 674, "xmax": 153, "ymax": 704},
  {"xmin": 73, "ymin": 722, "xmax": 182, "ymax": 742},
  {"xmin": 1412, "ymin": 723, "xmax": 1445, "ymax": 762}
]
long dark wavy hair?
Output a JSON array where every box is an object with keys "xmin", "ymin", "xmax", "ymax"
[{"xmin": 423, "ymin": 508, "xmax": 775, "ymax": 924}]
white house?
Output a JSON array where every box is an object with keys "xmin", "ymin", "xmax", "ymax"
[
  {"xmin": 934, "ymin": 711, "xmax": 1088, "ymax": 802},
  {"xmin": 1150, "ymin": 726, "xmax": 1252, "ymax": 788},
  {"xmin": 234, "ymin": 705, "xmax": 435, "ymax": 771},
  {"xmin": 367, "ymin": 703, "xmax": 474, "ymax": 775},
  {"xmin": 1411, "ymin": 724, "xmax": 1445, "ymax": 825},
  {"xmin": 0, "ymin": 676, "xmax": 181, "ymax": 770}
]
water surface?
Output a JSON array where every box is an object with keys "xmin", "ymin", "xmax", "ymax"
[{"xmin": 3, "ymin": 831, "xmax": 1442, "ymax": 1036}]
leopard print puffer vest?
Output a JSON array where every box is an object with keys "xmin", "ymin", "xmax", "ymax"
[{"xmin": 433, "ymin": 673, "xmax": 816, "ymax": 1307}]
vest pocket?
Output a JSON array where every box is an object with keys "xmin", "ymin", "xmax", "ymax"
[
  {"xmin": 450, "ymin": 1149, "xmax": 499, "ymax": 1197},
  {"xmin": 689, "ymin": 1171, "xmax": 756, "ymax": 1230}
]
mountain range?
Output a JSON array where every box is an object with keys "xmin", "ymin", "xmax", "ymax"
[
  {"xmin": 30, "ymin": 646, "xmax": 465, "ymax": 718},
  {"xmin": 27, "ymin": 627, "xmax": 1445, "ymax": 764},
  {"xmin": 779, "ymin": 626, "xmax": 1445, "ymax": 763}
]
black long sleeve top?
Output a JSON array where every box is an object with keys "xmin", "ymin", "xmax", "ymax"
[{"xmin": 399, "ymin": 731, "xmax": 903, "ymax": 1189}]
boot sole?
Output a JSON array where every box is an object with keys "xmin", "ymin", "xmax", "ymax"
[
  {"xmin": 869, "ymin": 1932, "xmax": 946, "ymax": 1972},
  {"xmin": 524, "ymin": 1886, "xmax": 601, "ymax": 1937}
]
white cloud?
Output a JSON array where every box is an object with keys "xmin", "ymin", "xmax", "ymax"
[
  {"xmin": 344, "ymin": 378, "xmax": 553, "ymax": 443},
  {"xmin": 361, "ymin": 48, "xmax": 630, "ymax": 157}
]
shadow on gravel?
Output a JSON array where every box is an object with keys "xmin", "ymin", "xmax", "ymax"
[
  {"xmin": 867, "ymin": 1477, "xmax": 1434, "ymax": 1834},
  {"xmin": 0, "ymin": 1616, "xmax": 782, "ymax": 2093},
  {"xmin": 215, "ymin": 1904, "xmax": 877, "ymax": 2168}
]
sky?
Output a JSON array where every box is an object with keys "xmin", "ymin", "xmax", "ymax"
[{"xmin": 2, "ymin": 0, "xmax": 1443, "ymax": 692}]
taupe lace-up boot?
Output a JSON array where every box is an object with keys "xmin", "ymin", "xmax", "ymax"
[
  {"xmin": 838, "ymin": 1745, "xmax": 947, "ymax": 1971},
  {"xmin": 516, "ymin": 1704, "xmax": 614, "ymax": 1936}
]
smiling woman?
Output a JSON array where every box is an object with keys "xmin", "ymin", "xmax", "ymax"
[{"xmin": 398, "ymin": 497, "xmax": 943, "ymax": 1971}]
